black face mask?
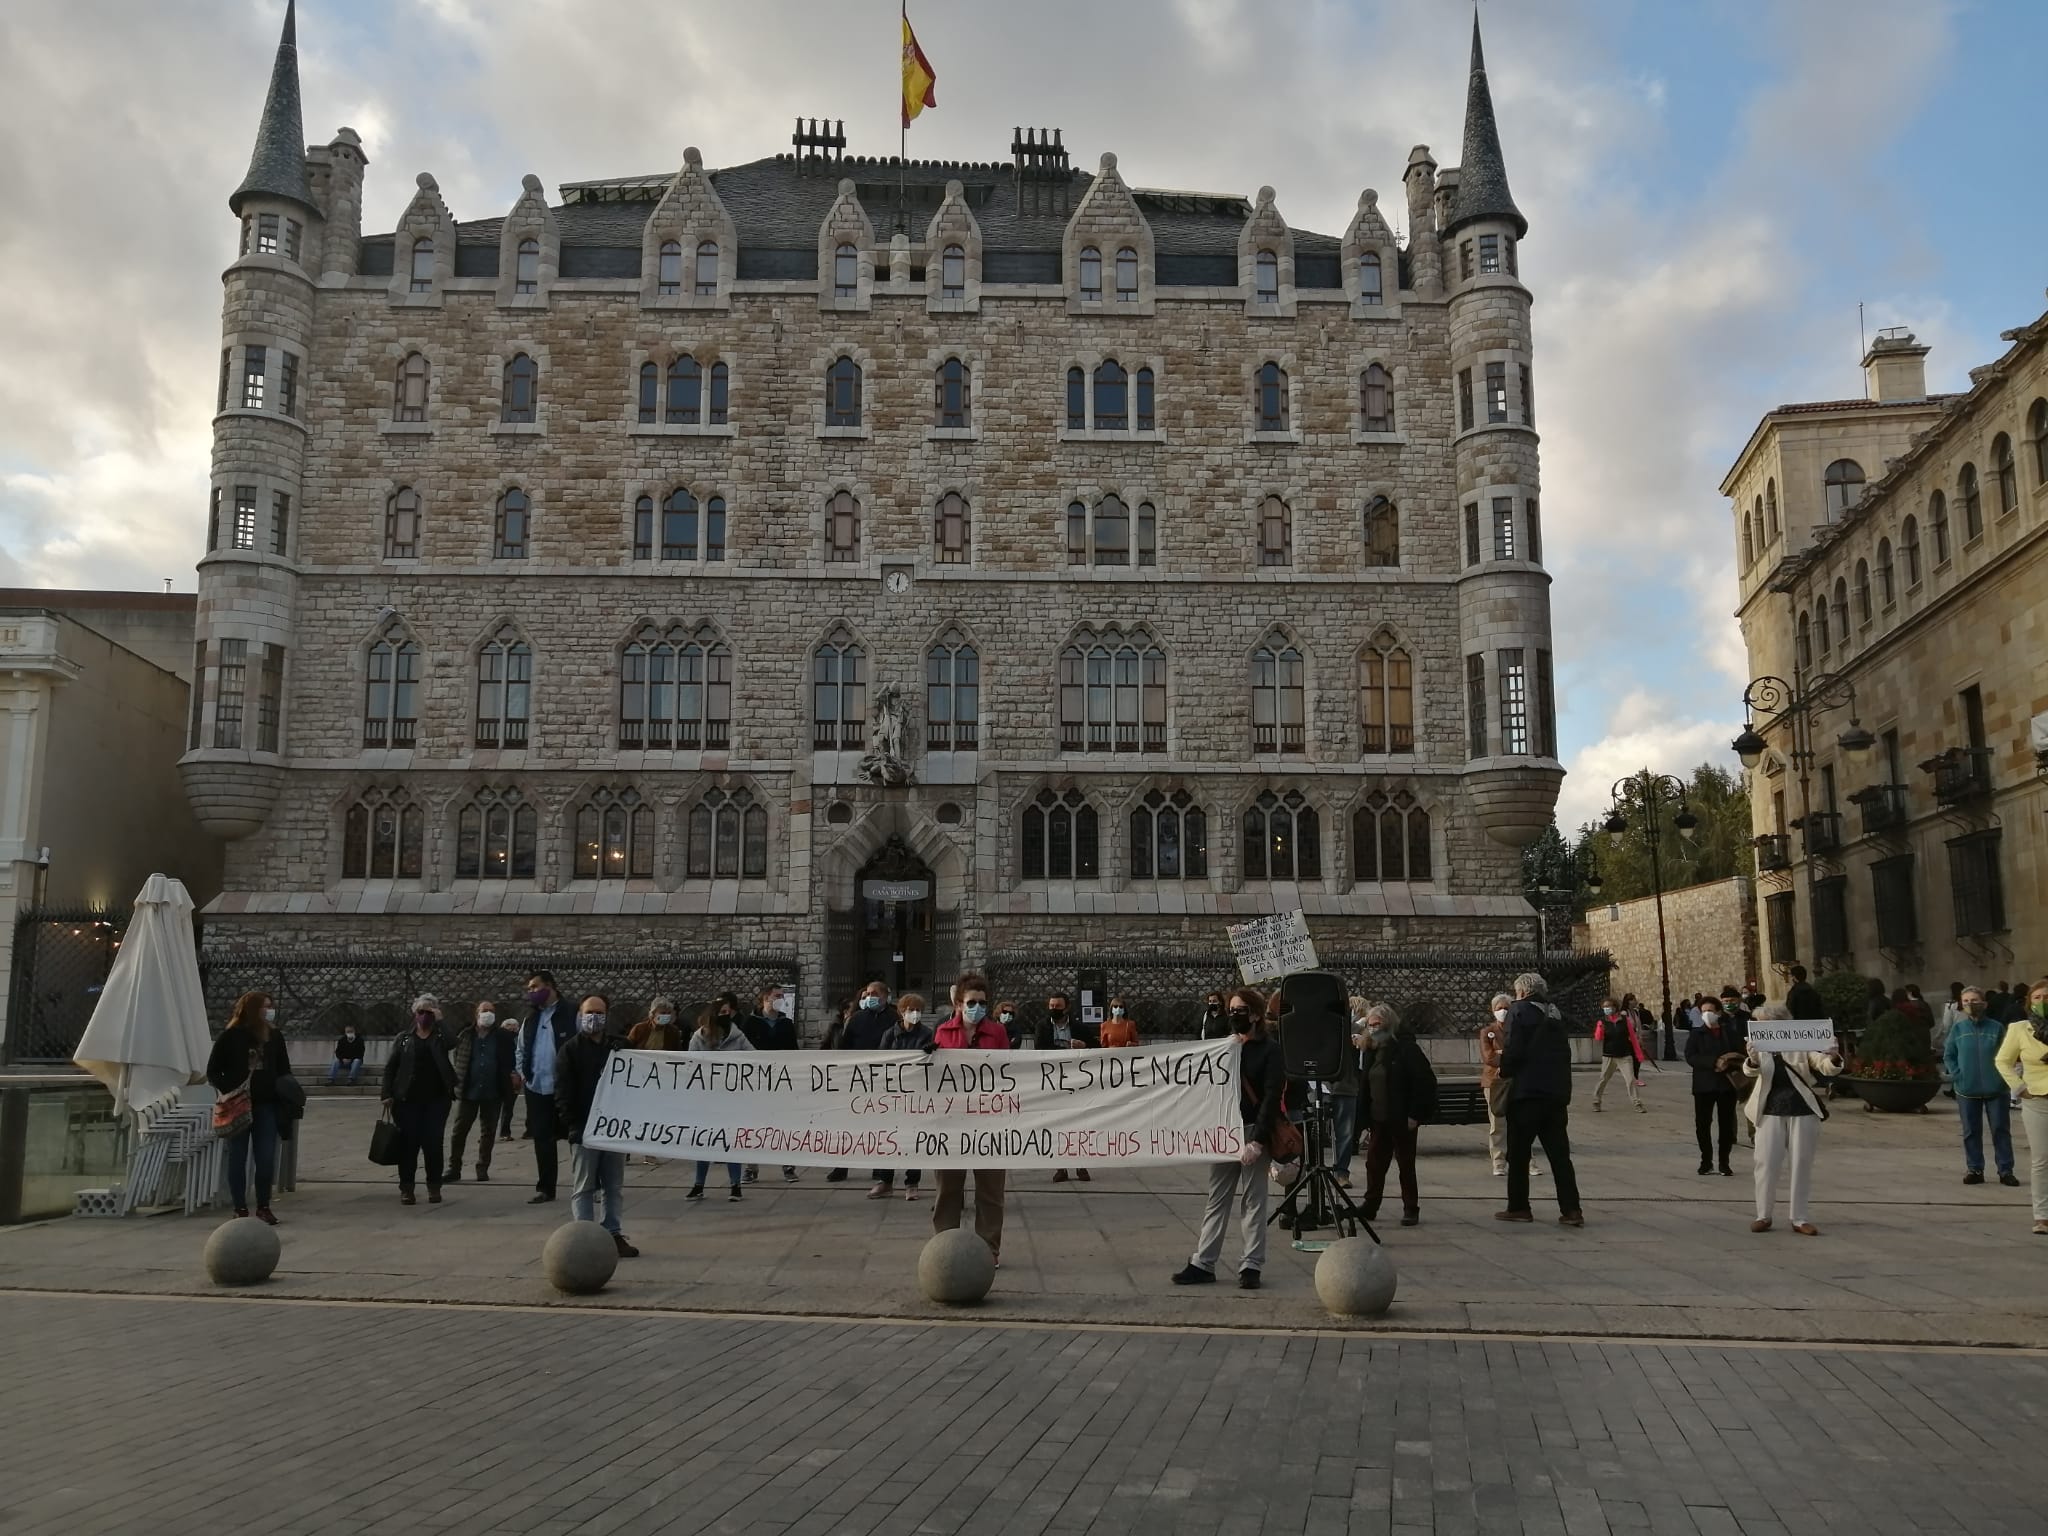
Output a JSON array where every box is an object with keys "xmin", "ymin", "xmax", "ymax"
[
  {"xmin": 1047, "ymin": 1008, "xmax": 1066, "ymax": 1019},
  {"xmin": 1228, "ymin": 1009, "xmax": 1252, "ymax": 1029},
  {"xmin": 1205, "ymin": 1003, "xmax": 1221, "ymax": 1015}
]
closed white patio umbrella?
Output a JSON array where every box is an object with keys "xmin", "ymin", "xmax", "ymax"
[{"xmin": 72, "ymin": 875, "xmax": 212, "ymax": 1117}]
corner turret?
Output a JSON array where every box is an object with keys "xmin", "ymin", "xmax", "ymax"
[
  {"xmin": 1444, "ymin": 14, "xmax": 1526, "ymax": 240},
  {"xmin": 229, "ymin": 0, "xmax": 315, "ymax": 218}
]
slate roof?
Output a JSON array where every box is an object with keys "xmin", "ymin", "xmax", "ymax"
[
  {"xmin": 1445, "ymin": 15, "xmax": 1525, "ymax": 239},
  {"xmin": 231, "ymin": 0, "xmax": 315, "ymax": 217}
]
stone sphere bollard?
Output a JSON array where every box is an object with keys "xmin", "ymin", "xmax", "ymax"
[
  {"xmin": 543, "ymin": 1220, "xmax": 619, "ymax": 1295},
  {"xmin": 917, "ymin": 1228, "xmax": 995, "ymax": 1304},
  {"xmin": 1314, "ymin": 1235, "xmax": 1398, "ymax": 1318},
  {"xmin": 204, "ymin": 1217, "xmax": 280, "ymax": 1287}
]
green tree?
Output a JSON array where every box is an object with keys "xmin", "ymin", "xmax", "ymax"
[{"xmin": 1581, "ymin": 763, "xmax": 1754, "ymax": 905}]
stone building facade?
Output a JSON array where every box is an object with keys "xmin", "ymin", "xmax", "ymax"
[
  {"xmin": 180, "ymin": 8, "xmax": 1563, "ymax": 1028},
  {"xmin": 1575, "ymin": 876, "xmax": 1760, "ymax": 1019},
  {"xmin": 1725, "ymin": 317, "xmax": 2048, "ymax": 994}
]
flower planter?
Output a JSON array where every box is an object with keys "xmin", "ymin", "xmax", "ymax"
[{"xmin": 1838, "ymin": 1076, "xmax": 1941, "ymax": 1113}]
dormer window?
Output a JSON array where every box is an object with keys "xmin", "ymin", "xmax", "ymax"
[
  {"xmin": 695, "ymin": 240, "xmax": 718, "ymax": 296},
  {"xmin": 657, "ymin": 240, "xmax": 682, "ymax": 297},
  {"xmin": 1359, "ymin": 252, "xmax": 1382, "ymax": 305},
  {"xmin": 1079, "ymin": 247, "xmax": 1102, "ymax": 302},
  {"xmin": 408, "ymin": 238, "xmax": 434, "ymax": 293},
  {"xmin": 514, "ymin": 238, "xmax": 539, "ymax": 295},
  {"xmin": 1115, "ymin": 247, "xmax": 1138, "ymax": 302},
  {"xmin": 1254, "ymin": 249, "xmax": 1279, "ymax": 304},
  {"xmin": 941, "ymin": 244, "xmax": 966, "ymax": 298},
  {"xmin": 833, "ymin": 243, "xmax": 859, "ymax": 298}
]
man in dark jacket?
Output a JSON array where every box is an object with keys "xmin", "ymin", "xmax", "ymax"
[
  {"xmin": 1173, "ymin": 992, "xmax": 1288, "ymax": 1290},
  {"xmin": 842, "ymin": 980, "xmax": 899, "ymax": 1049},
  {"xmin": 1685, "ymin": 999, "xmax": 1743, "ymax": 1176},
  {"xmin": 516, "ymin": 970, "xmax": 576, "ymax": 1204},
  {"xmin": 1785, "ymin": 965, "xmax": 1827, "ymax": 1023},
  {"xmin": 379, "ymin": 994, "xmax": 458, "ymax": 1205},
  {"xmin": 446, "ymin": 1001, "xmax": 517, "ymax": 1184},
  {"xmin": 740, "ymin": 985, "xmax": 799, "ymax": 1183},
  {"xmin": 556, "ymin": 994, "xmax": 636, "ymax": 1257},
  {"xmin": 329, "ymin": 1025, "xmax": 366, "ymax": 1086},
  {"xmin": 1496, "ymin": 973, "xmax": 1584, "ymax": 1226},
  {"xmin": 1356, "ymin": 1002, "xmax": 1439, "ymax": 1227}
]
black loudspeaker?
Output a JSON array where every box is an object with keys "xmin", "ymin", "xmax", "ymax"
[{"xmin": 1278, "ymin": 971, "xmax": 1350, "ymax": 1080}]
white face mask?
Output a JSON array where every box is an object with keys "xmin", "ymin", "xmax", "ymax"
[
  {"xmin": 655, "ymin": 1013, "xmax": 674, "ymax": 1027},
  {"xmin": 1492, "ymin": 1008, "xmax": 1509, "ymax": 1023},
  {"xmin": 902, "ymin": 1009, "xmax": 923, "ymax": 1026},
  {"xmin": 476, "ymin": 1013, "xmax": 495, "ymax": 1030},
  {"xmin": 262, "ymin": 1008, "xmax": 277, "ymax": 1025},
  {"xmin": 578, "ymin": 1013, "xmax": 603, "ymax": 1034}
]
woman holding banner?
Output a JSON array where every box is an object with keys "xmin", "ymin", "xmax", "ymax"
[
  {"xmin": 1172, "ymin": 988, "xmax": 1287, "ymax": 1291},
  {"xmin": 685, "ymin": 1004, "xmax": 753, "ymax": 1202},
  {"xmin": 1742, "ymin": 1001, "xmax": 1844, "ymax": 1235},
  {"xmin": 930, "ymin": 974, "xmax": 1014, "ymax": 1262}
]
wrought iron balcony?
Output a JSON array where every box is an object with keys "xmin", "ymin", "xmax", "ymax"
[
  {"xmin": 1926, "ymin": 747, "xmax": 1995, "ymax": 806},
  {"xmin": 1797, "ymin": 812, "xmax": 1843, "ymax": 856},
  {"xmin": 1754, "ymin": 833, "xmax": 1791, "ymax": 872},
  {"xmin": 1850, "ymin": 782, "xmax": 1909, "ymax": 836}
]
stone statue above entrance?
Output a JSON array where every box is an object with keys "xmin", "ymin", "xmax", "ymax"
[{"xmin": 857, "ymin": 681, "xmax": 914, "ymax": 787}]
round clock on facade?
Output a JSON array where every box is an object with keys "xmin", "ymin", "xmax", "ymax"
[{"xmin": 884, "ymin": 570, "xmax": 912, "ymax": 594}]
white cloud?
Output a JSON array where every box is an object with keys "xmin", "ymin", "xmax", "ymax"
[{"xmin": 1555, "ymin": 689, "xmax": 1743, "ymax": 834}]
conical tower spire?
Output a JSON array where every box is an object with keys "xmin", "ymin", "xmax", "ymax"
[
  {"xmin": 230, "ymin": 0, "xmax": 314, "ymax": 215},
  {"xmin": 1446, "ymin": 12, "xmax": 1526, "ymax": 238}
]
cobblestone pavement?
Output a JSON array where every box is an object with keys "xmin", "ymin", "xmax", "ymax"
[{"xmin": 1, "ymin": 1292, "xmax": 2041, "ymax": 1536}]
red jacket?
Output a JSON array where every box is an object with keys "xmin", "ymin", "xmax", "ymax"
[
  {"xmin": 1593, "ymin": 1014, "xmax": 1645, "ymax": 1064},
  {"xmin": 933, "ymin": 1013, "xmax": 1009, "ymax": 1050}
]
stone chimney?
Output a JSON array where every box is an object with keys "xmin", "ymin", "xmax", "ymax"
[{"xmin": 1863, "ymin": 327, "xmax": 1929, "ymax": 402}]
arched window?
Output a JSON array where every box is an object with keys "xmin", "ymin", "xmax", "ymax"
[
  {"xmin": 941, "ymin": 243, "xmax": 966, "ymax": 298},
  {"xmin": 813, "ymin": 629, "xmax": 865, "ymax": 749},
  {"xmin": 1093, "ymin": 359, "xmax": 1128, "ymax": 431},
  {"xmin": 363, "ymin": 627, "xmax": 420, "ymax": 747},
  {"xmin": 1250, "ymin": 636, "xmax": 1305, "ymax": 753},
  {"xmin": 934, "ymin": 357, "xmax": 971, "ymax": 429},
  {"xmin": 1822, "ymin": 459, "xmax": 1863, "ymax": 523},
  {"xmin": 1959, "ymin": 463, "xmax": 1982, "ymax": 539},
  {"xmin": 514, "ymin": 237, "xmax": 539, "ymax": 295},
  {"xmin": 1065, "ymin": 366, "xmax": 1086, "ymax": 430},
  {"xmin": 573, "ymin": 787, "xmax": 653, "ymax": 881},
  {"xmin": 637, "ymin": 361, "xmax": 658, "ymax": 424},
  {"xmin": 1257, "ymin": 495, "xmax": 1291, "ymax": 567},
  {"xmin": 1360, "ymin": 363, "xmax": 1394, "ymax": 432},
  {"xmin": 657, "ymin": 240, "xmax": 683, "ymax": 296},
  {"xmin": 1058, "ymin": 628, "xmax": 1166, "ymax": 753},
  {"xmin": 1900, "ymin": 516, "xmax": 1921, "ymax": 586},
  {"xmin": 1753, "ymin": 495, "xmax": 1766, "ymax": 553},
  {"xmin": 393, "ymin": 352, "xmax": 429, "ymax": 422},
  {"xmin": 1363, "ymin": 496, "xmax": 1399, "ymax": 567},
  {"xmin": 1255, "ymin": 361, "xmax": 1288, "ymax": 432},
  {"xmin": 1875, "ymin": 538, "xmax": 1894, "ymax": 606},
  {"xmin": 619, "ymin": 623, "xmax": 731, "ymax": 749},
  {"xmin": 455, "ymin": 787, "xmax": 536, "ymax": 879},
  {"xmin": 686, "ymin": 786, "xmax": 768, "ymax": 880},
  {"xmin": 694, "ymin": 239, "xmax": 719, "ymax": 296},
  {"xmin": 933, "ymin": 492, "xmax": 970, "ymax": 565},
  {"xmin": 1993, "ymin": 433, "xmax": 2018, "ymax": 514},
  {"xmin": 1853, "ymin": 559, "xmax": 1871, "ymax": 623},
  {"xmin": 1115, "ymin": 246, "xmax": 1138, "ymax": 301},
  {"xmin": 1795, "ymin": 611, "xmax": 1812, "ymax": 672},
  {"xmin": 686, "ymin": 787, "xmax": 767, "ymax": 880},
  {"xmin": 2031, "ymin": 398, "xmax": 2048, "ymax": 484},
  {"xmin": 926, "ymin": 629, "xmax": 979, "ymax": 751},
  {"xmin": 1254, "ymin": 249, "xmax": 1279, "ymax": 303},
  {"xmin": 1765, "ymin": 478, "xmax": 1779, "ymax": 540},
  {"xmin": 408, "ymin": 237, "xmax": 433, "ymax": 292},
  {"xmin": 475, "ymin": 629, "xmax": 531, "ymax": 747},
  {"xmin": 1066, "ymin": 496, "xmax": 1155, "ymax": 567},
  {"xmin": 1130, "ymin": 789, "xmax": 1207, "ymax": 880},
  {"xmin": 1359, "ymin": 629, "xmax": 1414, "ymax": 754},
  {"xmin": 708, "ymin": 361, "xmax": 729, "ymax": 425},
  {"xmin": 833, "ymin": 242, "xmax": 859, "ymax": 298},
  {"xmin": 384, "ymin": 486, "xmax": 420, "ymax": 559},
  {"xmin": 1359, "ymin": 251, "xmax": 1383, "ymax": 305},
  {"xmin": 1135, "ymin": 366, "xmax": 1155, "ymax": 431},
  {"xmin": 1352, "ymin": 791, "xmax": 1431, "ymax": 884},
  {"xmin": 825, "ymin": 490, "xmax": 860, "ymax": 562},
  {"xmin": 1242, "ymin": 789, "xmax": 1320, "ymax": 881},
  {"xmin": 1078, "ymin": 246, "xmax": 1102, "ymax": 302},
  {"xmin": 342, "ymin": 789, "xmax": 422, "ymax": 879},
  {"xmin": 1929, "ymin": 489, "xmax": 1950, "ymax": 562},
  {"xmin": 666, "ymin": 354, "xmax": 702, "ymax": 424},
  {"xmin": 494, "ymin": 487, "xmax": 530, "ymax": 560},
  {"xmin": 825, "ymin": 356, "xmax": 862, "ymax": 427},
  {"xmin": 1021, "ymin": 788, "xmax": 1098, "ymax": 880},
  {"xmin": 501, "ymin": 353, "xmax": 538, "ymax": 424},
  {"xmin": 1741, "ymin": 510, "xmax": 1755, "ymax": 568}
]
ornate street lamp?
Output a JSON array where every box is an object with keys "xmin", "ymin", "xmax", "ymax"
[{"xmin": 1600, "ymin": 770, "xmax": 1695, "ymax": 1060}]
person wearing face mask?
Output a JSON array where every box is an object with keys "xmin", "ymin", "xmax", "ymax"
[
  {"xmin": 1496, "ymin": 973, "xmax": 1584, "ymax": 1227},
  {"xmin": 1591, "ymin": 998, "xmax": 1646, "ymax": 1113},
  {"xmin": 516, "ymin": 970, "xmax": 575, "ymax": 1204},
  {"xmin": 207, "ymin": 990, "xmax": 292, "ymax": 1224},
  {"xmin": 557, "ymin": 995, "xmax": 637, "ymax": 1254},
  {"xmin": 1356, "ymin": 1002, "xmax": 1437, "ymax": 1227},
  {"xmin": 929, "ymin": 974, "xmax": 1014, "ymax": 1259},
  {"xmin": 684, "ymin": 1002, "xmax": 753, "ymax": 1202},
  {"xmin": 378, "ymin": 995, "xmax": 458, "ymax": 1207},
  {"xmin": 1100, "ymin": 996, "xmax": 1140, "ymax": 1049},
  {"xmin": 843, "ymin": 981, "xmax": 899, "ymax": 1050},
  {"xmin": 328, "ymin": 1022, "xmax": 365, "ymax": 1086},
  {"xmin": 1742, "ymin": 1001, "xmax": 1843, "ymax": 1235},
  {"xmin": 1197, "ymin": 991, "xmax": 1230, "ymax": 1040},
  {"xmin": 495, "ymin": 1007, "xmax": 524, "ymax": 1144},
  {"xmin": 1994, "ymin": 982, "xmax": 2048, "ymax": 1235},
  {"xmin": 1173, "ymin": 988, "xmax": 1287, "ymax": 1288},
  {"xmin": 996, "ymin": 1001, "xmax": 1022, "ymax": 1048},
  {"xmin": 446, "ymin": 1000, "xmax": 517, "ymax": 1184},
  {"xmin": 1037, "ymin": 993, "xmax": 1091, "ymax": 1183},
  {"xmin": 872, "ymin": 994, "xmax": 937, "ymax": 1200},
  {"xmin": 628, "ymin": 995, "xmax": 685, "ymax": 1052},
  {"xmin": 739, "ymin": 986, "xmax": 800, "ymax": 1184},
  {"xmin": 1478, "ymin": 993, "xmax": 1514, "ymax": 1177},
  {"xmin": 1684, "ymin": 998, "xmax": 1742, "ymax": 1177},
  {"xmin": 1944, "ymin": 986, "xmax": 2019, "ymax": 1188}
]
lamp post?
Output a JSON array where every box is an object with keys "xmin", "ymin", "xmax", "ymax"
[
  {"xmin": 1600, "ymin": 771, "xmax": 1697, "ymax": 1061},
  {"xmin": 1731, "ymin": 672, "xmax": 1873, "ymax": 977}
]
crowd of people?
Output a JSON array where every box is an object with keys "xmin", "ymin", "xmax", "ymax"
[{"xmin": 202, "ymin": 965, "xmax": 2048, "ymax": 1282}]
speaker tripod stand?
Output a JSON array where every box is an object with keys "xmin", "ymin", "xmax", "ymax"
[{"xmin": 1270, "ymin": 1083, "xmax": 1379, "ymax": 1250}]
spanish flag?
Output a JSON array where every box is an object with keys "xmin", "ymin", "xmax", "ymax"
[{"xmin": 902, "ymin": 9, "xmax": 937, "ymax": 129}]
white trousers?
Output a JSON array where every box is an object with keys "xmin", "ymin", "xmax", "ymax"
[
  {"xmin": 1753, "ymin": 1113, "xmax": 1818, "ymax": 1225},
  {"xmin": 1593, "ymin": 1057, "xmax": 1638, "ymax": 1107},
  {"xmin": 2021, "ymin": 1097, "xmax": 2048, "ymax": 1221},
  {"xmin": 1192, "ymin": 1133, "xmax": 1271, "ymax": 1274}
]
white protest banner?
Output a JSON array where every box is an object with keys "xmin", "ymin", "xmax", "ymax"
[
  {"xmin": 1227, "ymin": 910, "xmax": 1318, "ymax": 983},
  {"xmin": 582, "ymin": 1039, "xmax": 1243, "ymax": 1170},
  {"xmin": 1746, "ymin": 1019, "xmax": 1837, "ymax": 1054}
]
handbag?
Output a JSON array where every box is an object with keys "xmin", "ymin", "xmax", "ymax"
[
  {"xmin": 368, "ymin": 1111, "xmax": 404, "ymax": 1166},
  {"xmin": 1246, "ymin": 1075, "xmax": 1303, "ymax": 1162},
  {"xmin": 212, "ymin": 1084, "xmax": 253, "ymax": 1139}
]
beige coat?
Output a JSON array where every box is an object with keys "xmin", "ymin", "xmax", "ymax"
[{"xmin": 1741, "ymin": 1048, "xmax": 1842, "ymax": 1126}]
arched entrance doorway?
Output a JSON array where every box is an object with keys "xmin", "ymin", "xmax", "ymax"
[{"xmin": 851, "ymin": 837, "xmax": 943, "ymax": 999}]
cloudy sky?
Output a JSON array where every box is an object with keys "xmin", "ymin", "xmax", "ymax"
[{"xmin": 1, "ymin": 0, "xmax": 2040, "ymax": 831}]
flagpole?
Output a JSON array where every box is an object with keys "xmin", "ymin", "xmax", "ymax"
[{"xmin": 897, "ymin": 0, "xmax": 908, "ymax": 235}]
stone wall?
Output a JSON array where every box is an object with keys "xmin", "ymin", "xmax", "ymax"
[{"xmin": 1575, "ymin": 876, "xmax": 1758, "ymax": 1013}]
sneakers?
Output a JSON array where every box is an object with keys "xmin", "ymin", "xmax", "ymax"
[
  {"xmin": 1238, "ymin": 1269, "xmax": 1262, "ymax": 1290},
  {"xmin": 1964, "ymin": 1170, "xmax": 1985, "ymax": 1185},
  {"xmin": 685, "ymin": 1185, "xmax": 704, "ymax": 1201},
  {"xmin": 1491, "ymin": 1164, "xmax": 1506, "ymax": 1178},
  {"xmin": 1170, "ymin": 1263, "xmax": 1216, "ymax": 1286},
  {"xmin": 527, "ymin": 1192, "xmax": 553, "ymax": 1204},
  {"xmin": 233, "ymin": 1206, "xmax": 250, "ymax": 1219},
  {"xmin": 783, "ymin": 1168, "xmax": 799, "ymax": 1183},
  {"xmin": 744, "ymin": 1167, "xmax": 759, "ymax": 1184},
  {"xmin": 427, "ymin": 1189, "xmax": 443, "ymax": 1204},
  {"xmin": 728, "ymin": 1185, "xmax": 743, "ymax": 1202},
  {"xmin": 2000, "ymin": 1172, "xmax": 2021, "ymax": 1187},
  {"xmin": 613, "ymin": 1233, "xmax": 640, "ymax": 1258},
  {"xmin": 1698, "ymin": 1163, "xmax": 1713, "ymax": 1176},
  {"xmin": 399, "ymin": 1190, "xmax": 417, "ymax": 1206},
  {"xmin": 1719, "ymin": 1166, "xmax": 1734, "ymax": 1178},
  {"xmin": 1493, "ymin": 1210, "xmax": 1534, "ymax": 1223}
]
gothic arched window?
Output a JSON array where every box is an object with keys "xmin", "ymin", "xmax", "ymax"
[
  {"xmin": 573, "ymin": 788, "xmax": 653, "ymax": 881},
  {"xmin": 657, "ymin": 240, "xmax": 682, "ymax": 296},
  {"xmin": 1242, "ymin": 789, "xmax": 1320, "ymax": 881},
  {"xmin": 514, "ymin": 238, "xmax": 539, "ymax": 295},
  {"xmin": 393, "ymin": 352, "xmax": 429, "ymax": 422},
  {"xmin": 694, "ymin": 239, "xmax": 719, "ymax": 296},
  {"xmin": 494, "ymin": 487, "xmax": 529, "ymax": 560},
  {"xmin": 1078, "ymin": 246, "xmax": 1102, "ymax": 302},
  {"xmin": 1115, "ymin": 246, "xmax": 1139, "ymax": 301},
  {"xmin": 1363, "ymin": 495, "xmax": 1399, "ymax": 567},
  {"xmin": 384, "ymin": 486, "xmax": 420, "ymax": 559},
  {"xmin": 1358, "ymin": 251, "xmax": 1383, "ymax": 305},
  {"xmin": 833, "ymin": 242, "xmax": 859, "ymax": 298},
  {"xmin": 1021, "ymin": 788, "xmax": 1098, "ymax": 880},
  {"xmin": 1255, "ymin": 361, "xmax": 1288, "ymax": 432},
  {"xmin": 618, "ymin": 623, "xmax": 730, "ymax": 750},
  {"xmin": 474, "ymin": 628, "xmax": 531, "ymax": 748},
  {"xmin": 825, "ymin": 490, "xmax": 860, "ymax": 563},
  {"xmin": 1253, "ymin": 249, "xmax": 1279, "ymax": 303},
  {"xmin": 933, "ymin": 492, "xmax": 970, "ymax": 565},
  {"xmin": 1065, "ymin": 496, "xmax": 1155, "ymax": 567},
  {"xmin": 1360, "ymin": 630, "xmax": 1415, "ymax": 754},
  {"xmin": 1250, "ymin": 637, "xmax": 1305, "ymax": 754},
  {"xmin": 666, "ymin": 354, "xmax": 702, "ymax": 424},
  {"xmin": 408, "ymin": 237, "xmax": 434, "ymax": 293},
  {"xmin": 825, "ymin": 355, "xmax": 862, "ymax": 427},
  {"xmin": 1093, "ymin": 359, "xmax": 1128, "ymax": 431},
  {"xmin": 934, "ymin": 357, "xmax": 971, "ymax": 429},
  {"xmin": 1360, "ymin": 363, "xmax": 1394, "ymax": 433},
  {"xmin": 501, "ymin": 353, "xmax": 538, "ymax": 424},
  {"xmin": 1130, "ymin": 789, "xmax": 1207, "ymax": 880},
  {"xmin": 1258, "ymin": 496, "xmax": 1291, "ymax": 567},
  {"xmin": 637, "ymin": 361, "xmax": 658, "ymax": 424},
  {"xmin": 342, "ymin": 788, "xmax": 423, "ymax": 879},
  {"xmin": 941, "ymin": 243, "xmax": 966, "ymax": 298},
  {"xmin": 926, "ymin": 629, "xmax": 979, "ymax": 751},
  {"xmin": 455, "ymin": 787, "xmax": 536, "ymax": 879},
  {"xmin": 687, "ymin": 786, "xmax": 767, "ymax": 880},
  {"xmin": 813, "ymin": 628, "xmax": 866, "ymax": 749},
  {"xmin": 1352, "ymin": 791, "xmax": 1431, "ymax": 884},
  {"xmin": 1058, "ymin": 628, "xmax": 1165, "ymax": 753},
  {"xmin": 363, "ymin": 626, "xmax": 419, "ymax": 748}
]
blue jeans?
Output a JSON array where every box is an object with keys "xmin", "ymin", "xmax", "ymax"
[
  {"xmin": 1332, "ymin": 1095, "xmax": 1361, "ymax": 1177},
  {"xmin": 694, "ymin": 1160, "xmax": 743, "ymax": 1189},
  {"xmin": 1958, "ymin": 1094, "xmax": 2014, "ymax": 1175},
  {"xmin": 572, "ymin": 1144, "xmax": 626, "ymax": 1233},
  {"xmin": 327, "ymin": 1060, "xmax": 362, "ymax": 1085},
  {"xmin": 226, "ymin": 1102, "xmax": 279, "ymax": 1210}
]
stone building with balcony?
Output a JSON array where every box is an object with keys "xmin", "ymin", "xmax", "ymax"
[
  {"xmin": 180, "ymin": 7, "xmax": 1564, "ymax": 1025},
  {"xmin": 1725, "ymin": 316, "xmax": 2048, "ymax": 991}
]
